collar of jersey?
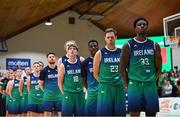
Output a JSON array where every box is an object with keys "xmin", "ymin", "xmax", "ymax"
[{"xmin": 133, "ymin": 37, "xmax": 147, "ymax": 43}]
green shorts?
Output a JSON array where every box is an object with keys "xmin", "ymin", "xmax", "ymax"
[
  {"xmin": 97, "ymin": 83, "xmax": 126, "ymax": 116},
  {"xmin": 85, "ymin": 91, "xmax": 98, "ymax": 116},
  {"xmin": 128, "ymin": 80, "xmax": 159, "ymax": 116},
  {"xmin": 62, "ymin": 91, "xmax": 85, "ymax": 116}
]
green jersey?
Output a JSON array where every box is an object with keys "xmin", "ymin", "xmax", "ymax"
[
  {"xmin": 127, "ymin": 38, "xmax": 156, "ymax": 82},
  {"xmin": 23, "ymin": 76, "xmax": 28, "ymax": 95},
  {"xmin": 28, "ymin": 74, "xmax": 43, "ymax": 104},
  {"xmin": 12, "ymin": 78, "xmax": 21, "ymax": 100},
  {"xmin": 63, "ymin": 60, "xmax": 83, "ymax": 93},
  {"xmin": 98, "ymin": 47, "xmax": 122, "ymax": 86},
  {"xmin": 39, "ymin": 66, "xmax": 62, "ymax": 101}
]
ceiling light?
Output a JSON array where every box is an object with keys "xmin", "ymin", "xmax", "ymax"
[{"xmin": 45, "ymin": 19, "xmax": 53, "ymax": 26}]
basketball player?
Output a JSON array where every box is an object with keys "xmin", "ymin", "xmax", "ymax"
[
  {"xmin": 19, "ymin": 67, "xmax": 31, "ymax": 116},
  {"xmin": 39, "ymin": 52, "xmax": 62, "ymax": 116},
  {"xmin": 93, "ymin": 28, "xmax": 126, "ymax": 116},
  {"xmin": 27, "ymin": 62, "xmax": 44, "ymax": 116},
  {"xmin": 58, "ymin": 44, "xmax": 85, "ymax": 116},
  {"xmin": 81, "ymin": 40, "xmax": 99, "ymax": 116},
  {"xmin": 57, "ymin": 40, "xmax": 84, "ymax": 67},
  {"xmin": 8, "ymin": 69, "xmax": 22, "ymax": 115},
  {"xmin": 120, "ymin": 17, "xmax": 162, "ymax": 116},
  {"xmin": 4, "ymin": 69, "xmax": 14, "ymax": 116}
]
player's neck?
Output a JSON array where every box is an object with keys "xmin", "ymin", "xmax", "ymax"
[
  {"xmin": 135, "ymin": 36, "xmax": 146, "ymax": 42},
  {"xmin": 34, "ymin": 72, "xmax": 40, "ymax": 76},
  {"xmin": 105, "ymin": 45, "xmax": 116, "ymax": 51},
  {"xmin": 68, "ymin": 56, "xmax": 77, "ymax": 63},
  {"xmin": 48, "ymin": 64, "xmax": 56, "ymax": 69}
]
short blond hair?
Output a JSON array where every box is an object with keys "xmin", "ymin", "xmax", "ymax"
[
  {"xmin": 68, "ymin": 43, "xmax": 78, "ymax": 51},
  {"xmin": 64, "ymin": 40, "xmax": 76, "ymax": 50}
]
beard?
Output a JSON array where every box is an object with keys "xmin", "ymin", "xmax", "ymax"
[{"xmin": 49, "ymin": 61, "xmax": 55, "ymax": 64}]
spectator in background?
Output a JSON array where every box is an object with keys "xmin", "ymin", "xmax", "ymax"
[{"xmin": 161, "ymin": 79, "xmax": 173, "ymax": 97}]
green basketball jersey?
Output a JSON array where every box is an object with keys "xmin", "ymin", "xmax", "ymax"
[
  {"xmin": 127, "ymin": 38, "xmax": 156, "ymax": 82},
  {"xmin": 28, "ymin": 74, "xmax": 43, "ymax": 104},
  {"xmin": 98, "ymin": 47, "xmax": 122, "ymax": 86},
  {"xmin": 12, "ymin": 79, "xmax": 21, "ymax": 100},
  {"xmin": 40, "ymin": 66, "xmax": 62, "ymax": 101},
  {"xmin": 63, "ymin": 60, "xmax": 83, "ymax": 93},
  {"xmin": 23, "ymin": 76, "xmax": 28, "ymax": 95}
]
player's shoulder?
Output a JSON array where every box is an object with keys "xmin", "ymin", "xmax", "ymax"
[
  {"xmin": 41, "ymin": 66, "xmax": 49, "ymax": 72},
  {"xmin": 83, "ymin": 57, "xmax": 91, "ymax": 64}
]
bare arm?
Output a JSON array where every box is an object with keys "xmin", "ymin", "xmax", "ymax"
[
  {"xmin": 5, "ymin": 81, "xmax": 11, "ymax": 96},
  {"xmin": 120, "ymin": 43, "xmax": 130, "ymax": 88},
  {"xmin": 39, "ymin": 80, "xmax": 44, "ymax": 92},
  {"xmin": 93, "ymin": 50, "xmax": 101, "ymax": 81},
  {"xmin": 27, "ymin": 76, "xmax": 30, "ymax": 94},
  {"xmin": 8, "ymin": 81, "xmax": 13, "ymax": 97},
  {"xmin": 58, "ymin": 63, "xmax": 65, "ymax": 94},
  {"xmin": 19, "ymin": 79, "xmax": 23, "ymax": 96},
  {"xmin": 155, "ymin": 43, "xmax": 162, "ymax": 78},
  {"xmin": 57, "ymin": 58, "xmax": 62, "ymax": 70},
  {"xmin": 0, "ymin": 81, "xmax": 3, "ymax": 94},
  {"xmin": 0, "ymin": 85, "xmax": 2, "ymax": 94}
]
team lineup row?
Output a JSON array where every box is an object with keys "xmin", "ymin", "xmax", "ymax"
[{"xmin": 0, "ymin": 17, "xmax": 162, "ymax": 116}]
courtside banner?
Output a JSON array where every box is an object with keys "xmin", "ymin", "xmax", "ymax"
[
  {"xmin": 159, "ymin": 97, "xmax": 180, "ymax": 115},
  {"xmin": 6, "ymin": 58, "xmax": 31, "ymax": 70}
]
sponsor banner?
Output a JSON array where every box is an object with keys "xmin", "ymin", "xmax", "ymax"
[
  {"xmin": 6, "ymin": 58, "xmax": 31, "ymax": 70},
  {"xmin": 159, "ymin": 97, "xmax": 180, "ymax": 115}
]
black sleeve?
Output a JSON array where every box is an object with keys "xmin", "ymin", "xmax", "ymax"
[
  {"xmin": 2, "ymin": 78, "xmax": 8, "ymax": 90},
  {"xmin": 39, "ymin": 68, "xmax": 46, "ymax": 81},
  {"xmin": 81, "ymin": 59, "xmax": 87, "ymax": 79}
]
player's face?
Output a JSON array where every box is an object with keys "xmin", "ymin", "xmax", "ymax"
[
  {"xmin": 47, "ymin": 54, "xmax": 56, "ymax": 65},
  {"xmin": 16, "ymin": 69, "xmax": 22, "ymax": 78},
  {"xmin": 68, "ymin": 46, "xmax": 77, "ymax": 57},
  {"xmin": 25, "ymin": 67, "xmax": 31, "ymax": 75},
  {"xmin": 88, "ymin": 42, "xmax": 99, "ymax": 57},
  {"xmin": 135, "ymin": 20, "xmax": 148, "ymax": 35},
  {"xmin": 9, "ymin": 70, "xmax": 14, "ymax": 79},
  {"xmin": 105, "ymin": 32, "xmax": 117, "ymax": 45},
  {"xmin": 33, "ymin": 64, "xmax": 40, "ymax": 72},
  {"xmin": 65, "ymin": 42, "xmax": 75, "ymax": 53},
  {"xmin": 6, "ymin": 70, "xmax": 10, "ymax": 77}
]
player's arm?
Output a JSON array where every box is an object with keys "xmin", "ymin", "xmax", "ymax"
[
  {"xmin": 27, "ymin": 76, "xmax": 31, "ymax": 94},
  {"xmin": 155, "ymin": 43, "xmax": 162, "ymax": 78},
  {"xmin": 81, "ymin": 60, "xmax": 87, "ymax": 89},
  {"xmin": 58, "ymin": 63, "xmax": 65, "ymax": 94},
  {"xmin": 8, "ymin": 81, "xmax": 13, "ymax": 97},
  {"xmin": 57, "ymin": 58, "xmax": 62, "ymax": 70},
  {"xmin": 19, "ymin": 79, "xmax": 24, "ymax": 96},
  {"xmin": 120, "ymin": 43, "xmax": 130, "ymax": 88},
  {"xmin": 5, "ymin": 81, "xmax": 11, "ymax": 96},
  {"xmin": 93, "ymin": 50, "xmax": 101, "ymax": 81},
  {"xmin": 0, "ymin": 82, "xmax": 3, "ymax": 94},
  {"xmin": 39, "ymin": 69, "xmax": 45, "ymax": 92}
]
